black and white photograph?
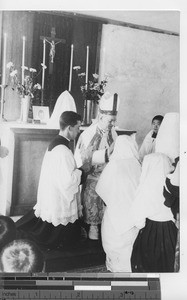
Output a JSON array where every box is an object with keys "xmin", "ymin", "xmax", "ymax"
[{"xmin": 0, "ymin": 4, "xmax": 186, "ymax": 299}]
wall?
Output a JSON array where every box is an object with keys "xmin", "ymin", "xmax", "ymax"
[
  {"xmin": 99, "ymin": 24, "xmax": 179, "ymax": 145},
  {"xmin": 2, "ymin": 11, "xmax": 35, "ymax": 121}
]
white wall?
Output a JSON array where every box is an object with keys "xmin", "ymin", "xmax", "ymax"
[{"xmin": 99, "ymin": 24, "xmax": 179, "ymax": 145}]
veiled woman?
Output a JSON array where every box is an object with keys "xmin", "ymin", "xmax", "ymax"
[
  {"xmin": 96, "ymin": 135, "xmax": 141, "ymax": 272},
  {"xmin": 130, "ymin": 112, "xmax": 179, "ymax": 272}
]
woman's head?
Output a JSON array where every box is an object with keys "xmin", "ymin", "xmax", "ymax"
[
  {"xmin": 155, "ymin": 112, "xmax": 179, "ymax": 162},
  {"xmin": 110, "ymin": 135, "xmax": 139, "ymax": 161}
]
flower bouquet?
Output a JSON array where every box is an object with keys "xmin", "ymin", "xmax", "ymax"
[
  {"xmin": 73, "ymin": 66, "xmax": 108, "ymax": 103},
  {"xmin": 73, "ymin": 66, "xmax": 108, "ymax": 124},
  {"xmin": 7, "ymin": 62, "xmax": 42, "ymax": 122}
]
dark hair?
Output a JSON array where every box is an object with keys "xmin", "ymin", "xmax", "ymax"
[
  {"xmin": 152, "ymin": 115, "xmax": 164, "ymax": 123},
  {"xmin": 0, "ymin": 239, "xmax": 44, "ymax": 273},
  {"xmin": 0, "ymin": 216, "xmax": 16, "ymax": 251},
  {"xmin": 59, "ymin": 111, "xmax": 82, "ymax": 130}
]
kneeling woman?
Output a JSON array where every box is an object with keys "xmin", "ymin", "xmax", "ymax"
[{"xmin": 96, "ymin": 135, "xmax": 141, "ymax": 272}]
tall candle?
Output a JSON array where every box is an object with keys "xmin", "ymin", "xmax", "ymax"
[
  {"xmin": 2, "ymin": 33, "xmax": 7, "ymax": 86},
  {"xmin": 0, "ymin": 33, "xmax": 7, "ymax": 119},
  {"xmin": 99, "ymin": 46, "xmax": 105, "ymax": 82},
  {"xmin": 85, "ymin": 46, "xmax": 89, "ymax": 89},
  {"xmin": 21, "ymin": 36, "xmax": 26, "ymax": 85},
  {"xmin": 42, "ymin": 38, "xmax": 46, "ymax": 90},
  {"xmin": 68, "ymin": 44, "xmax": 74, "ymax": 92}
]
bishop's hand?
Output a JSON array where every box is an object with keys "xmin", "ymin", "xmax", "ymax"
[{"xmin": 81, "ymin": 161, "xmax": 92, "ymax": 173}]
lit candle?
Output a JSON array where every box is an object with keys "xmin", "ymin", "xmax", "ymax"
[
  {"xmin": 21, "ymin": 36, "xmax": 26, "ymax": 85},
  {"xmin": 85, "ymin": 46, "xmax": 89, "ymax": 89},
  {"xmin": 2, "ymin": 33, "xmax": 7, "ymax": 86},
  {"xmin": 42, "ymin": 38, "xmax": 46, "ymax": 90},
  {"xmin": 99, "ymin": 46, "xmax": 105, "ymax": 81},
  {"xmin": 68, "ymin": 44, "xmax": 74, "ymax": 92}
]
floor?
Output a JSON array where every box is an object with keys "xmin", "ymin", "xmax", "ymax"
[
  {"xmin": 11, "ymin": 216, "xmax": 107, "ymax": 273},
  {"xmin": 44, "ymin": 238, "xmax": 106, "ymax": 273}
]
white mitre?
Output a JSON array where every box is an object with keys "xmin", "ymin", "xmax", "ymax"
[
  {"xmin": 155, "ymin": 112, "xmax": 179, "ymax": 162},
  {"xmin": 47, "ymin": 90, "xmax": 77, "ymax": 128},
  {"xmin": 99, "ymin": 91, "xmax": 120, "ymax": 115}
]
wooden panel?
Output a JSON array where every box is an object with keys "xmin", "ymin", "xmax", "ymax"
[{"xmin": 10, "ymin": 128, "xmax": 59, "ymax": 216}]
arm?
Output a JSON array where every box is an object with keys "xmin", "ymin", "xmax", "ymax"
[{"xmin": 56, "ymin": 147, "xmax": 82, "ymax": 203}]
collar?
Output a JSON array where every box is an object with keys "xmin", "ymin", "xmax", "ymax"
[{"xmin": 48, "ymin": 135, "xmax": 70, "ymax": 151}]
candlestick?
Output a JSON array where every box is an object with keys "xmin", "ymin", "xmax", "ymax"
[
  {"xmin": 68, "ymin": 44, "xmax": 74, "ymax": 92},
  {"xmin": 42, "ymin": 38, "xmax": 46, "ymax": 90},
  {"xmin": 99, "ymin": 46, "xmax": 105, "ymax": 82},
  {"xmin": 2, "ymin": 33, "xmax": 7, "ymax": 86},
  {"xmin": 85, "ymin": 46, "xmax": 89, "ymax": 89},
  {"xmin": 0, "ymin": 33, "xmax": 7, "ymax": 120},
  {"xmin": 21, "ymin": 36, "xmax": 26, "ymax": 85}
]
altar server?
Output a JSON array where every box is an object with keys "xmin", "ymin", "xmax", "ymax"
[
  {"xmin": 16, "ymin": 111, "xmax": 90, "ymax": 250},
  {"xmin": 96, "ymin": 135, "xmax": 141, "ymax": 272},
  {"xmin": 74, "ymin": 92, "xmax": 120, "ymax": 240},
  {"xmin": 139, "ymin": 115, "xmax": 163, "ymax": 162},
  {"xmin": 130, "ymin": 112, "xmax": 179, "ymax": 272}
]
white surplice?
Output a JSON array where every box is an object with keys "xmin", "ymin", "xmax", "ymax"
[{"xmin": 34, "ymin": 143, "xmax": 82, "ymax": 227}]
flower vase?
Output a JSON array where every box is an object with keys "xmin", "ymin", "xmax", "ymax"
[
  {"xmin": 19, "ymin": 96, "xmax": 31, "ymax": 123},
  {"xmin": 86, "ymin": 100, "xmax": 94, "ymax": 125}
]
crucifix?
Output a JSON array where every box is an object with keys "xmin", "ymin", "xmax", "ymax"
[
  {"xmin": 40, "ymin": 27, "xmax": 66, "ymax": 105},
  {"xmin": 40, "ymin": 27, "xmax": 66, "ymax": 74}
]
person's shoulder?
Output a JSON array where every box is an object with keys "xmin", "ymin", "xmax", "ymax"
[
  {"xmin": 143, "ymin": 130, "xmax": 154, "ymax": 141},
  {"xmin": 79, "ymin": 123, "xmax": 97, "ymax": 139}
]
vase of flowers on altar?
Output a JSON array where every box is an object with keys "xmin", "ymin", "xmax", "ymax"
[
  {"xmin": 7, "ymin": 62, "xmax": 41, "ymax": 123},
  {"xmin": 73, "ymin": 66, "xmax": 108, "ymax": 125}
]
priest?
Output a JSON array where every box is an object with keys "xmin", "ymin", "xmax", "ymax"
[{"xmin": 74, "ymin": 92, "xmax": 120, "ymax": 240}]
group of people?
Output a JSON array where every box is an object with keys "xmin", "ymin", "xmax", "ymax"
[{"xmin": 0, "ymin": 91, "xmax": 179, "ymax": 273}]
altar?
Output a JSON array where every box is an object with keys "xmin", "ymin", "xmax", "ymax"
[{"xmin": 0, "ymin": 122, "xmax": 136, "ymax": 217}]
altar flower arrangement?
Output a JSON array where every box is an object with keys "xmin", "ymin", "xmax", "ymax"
[
  {"xmin": 73, "ymin": 66, "xmax": 108, "ymax": 103},
  {"xmin": 7, "ymin": 62, "xmax": 41, "ymax": 98}
]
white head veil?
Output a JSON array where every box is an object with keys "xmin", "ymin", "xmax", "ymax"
[
  {"xmin": 96, "ymin": 135, "xmax": 141, "ymax": 235},
  {"xmin": 155, "ymin": 112, "xmax": 179, "ymax": 162},
  {"xmin": 127, "ymin": 152, "xmax": 174, "ymax": 229}
]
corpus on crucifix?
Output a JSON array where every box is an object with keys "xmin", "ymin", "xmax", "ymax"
[
  {"xmin": 40, "ymin": 27, "xmax": 66, "ymax": 74},
  {"xmin": 40, "ymin": 27, "xmax": 66, "ymax": 105}
]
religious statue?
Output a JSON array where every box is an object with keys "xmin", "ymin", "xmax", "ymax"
[{"xmin": 46, "ymin": 39, "xmax": 62, "ymax": 64}]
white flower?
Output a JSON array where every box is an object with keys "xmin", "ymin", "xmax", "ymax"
[
  {"xmin": 33, "ymin": 83, "xmax": 41, "ymax": 90},
  {"xmin": 7, "ymin": 62, "xmax": 14, "ymax": 69},
  {"xmin": 41, "ymin": 63, "xmax": 47, "ymax": 69},
  {"xmin": 73, "ymin": 66, "xmax": 81, "ymax": 70},
  {"xmin": 78, "ymin": 72, "xmax": 86, "ymax": 77},
  {"xmin": 21, "ymin": 66, "xmax": 29, "ymax": 70},
  {"xmin": 92, "ymin": 73, "xmax": 99, "ymax": 79},
  {"xmin": 29, "ymin": 68, "xmax": 37, "ymax": 73},
  {"xmin": 10, "ymin": 70, "xmax": 18, "ymax": 77}
]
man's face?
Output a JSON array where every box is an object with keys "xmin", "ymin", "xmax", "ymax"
[
  {"xmin": 69, "ymin": 120, "xmax": 82, "ymax": 140},
  {"xmin": 99, "ymin": 114, "xmax": 116, "ymax": 131},
  {"xmin": 152, "ymin": 119, "xmax": 162, "ymax": 134}
]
